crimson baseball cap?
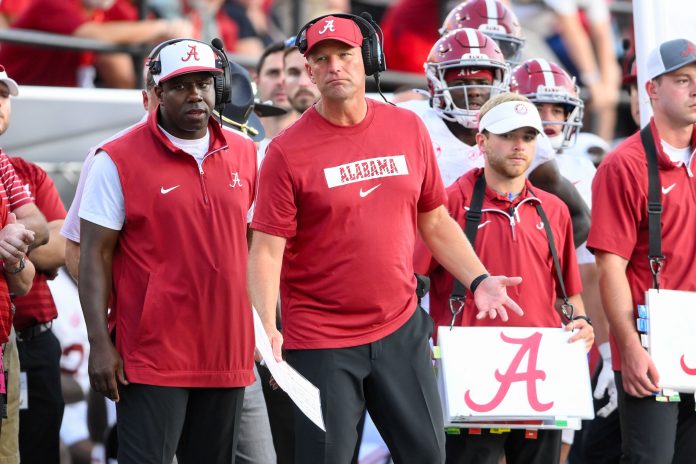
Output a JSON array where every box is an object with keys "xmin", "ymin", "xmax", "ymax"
[
  {"xmin": 646, "ymin": 38, "xmax": 696, "ymax": 81},
  {"xmin": 152, "ymin": 40, "xmax": 222, "ymax": 84},
  {"xmin": 303, "ymin": 16, "xmax": 363, "ymax": 57}
]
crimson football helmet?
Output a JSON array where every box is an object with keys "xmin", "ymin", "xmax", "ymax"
[
  {"xmin": 426, "ymin": 28, "xmax": 510, "ymax": 129},
  {"xmin": 511, "ymin": 58, "xmax": 584, "ymax": 149},
  {"xmin": 440, "ymin": 0, "xmax": 525, "ymax": 65}
]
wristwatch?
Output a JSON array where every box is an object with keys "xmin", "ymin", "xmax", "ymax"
[{"xmin": 6, "ymin": 256, "xmax": 25, "ymax": 274}]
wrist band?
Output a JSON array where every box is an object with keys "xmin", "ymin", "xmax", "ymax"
[
  {"xmin": 572, "ymin": 315, "xmax": 593, "ymax": 326},
  {"xmin": 5, "ymin": 256, "xmax": 25, "ymax": 275},
  {"xmin": 469, "ymin": 273, "xmax": 490, "ymax": 294}
]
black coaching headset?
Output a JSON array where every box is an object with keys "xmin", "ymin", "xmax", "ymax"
[
  {"xmin": 146, "ymin": 38, "xmax": 232, "ymax": 110},
  {"xmin": 295, "ymin": 12, "xmax": 387, "ymax": 77}
]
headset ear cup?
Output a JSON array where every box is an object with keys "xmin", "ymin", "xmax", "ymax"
[
  {"xmin": 223, "ymin": 70, "xmax": 232, "ymax": 105},
  {"xmin": 214, "ymin": 74, "xmax": 224, "ymax": 107},
  {"xmin": 297, "ymin": 30, "xmax": 307, "ymax": 55},
  {"xmin": 362, "ymin": 38, "xmax": 374, "ymax": 76}
]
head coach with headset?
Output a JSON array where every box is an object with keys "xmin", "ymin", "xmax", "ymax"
[
  {"xmin": 248, "ymin": 13, "xmax": 525, "ymax": 464},
  {"xmin": 77, "ymin": 39, "xmax": 257, "ymax": 464}
]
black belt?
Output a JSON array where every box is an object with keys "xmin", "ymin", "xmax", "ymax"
[{"xmin": 16, "ymin": 321, "xmax": 52, "ymax": 342}]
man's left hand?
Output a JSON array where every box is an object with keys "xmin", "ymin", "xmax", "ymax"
[{"xmin": 473, "ymin": 276, "xmax": 523, "ymax": 322}]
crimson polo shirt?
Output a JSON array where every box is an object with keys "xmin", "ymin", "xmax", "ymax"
[
  {"xmin": 415, "ymin": 168, "xmax": 582, "ymax": 342},
  {"xmin": 587, "ymin": 118, "xmax": 696, "ymax": 371},
  {"xmin": 252, "ymin": 98, "xmax": 446, "ymax": 350},
  {"xmin": 0, "ymin": 152, "xmax": 32, "ymax": 343},
  {"xmin": 10, "ymin": 157, "xmax": 67, "ymax": 330}
]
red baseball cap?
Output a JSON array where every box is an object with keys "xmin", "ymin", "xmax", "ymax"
[{"xmin": 303, "ymin": 16, "xmax": 363, "ymax": 57}]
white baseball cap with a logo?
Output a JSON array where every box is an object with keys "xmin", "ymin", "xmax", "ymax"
[
  {"xmin": 478, "ymin": 100, "xmax": 544, "ymax": 134},
  {"xmin": 152, "ymin": 40, "xmax": 222, "ymax": 85},
  {"xmin": 0, "ymin": 65, "xmax": 19, "ymax": 96}
]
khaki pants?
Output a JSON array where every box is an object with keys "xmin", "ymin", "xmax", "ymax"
[{"xmin": 0, "ymin": 329, "xmax": 20, "ymax": 464}]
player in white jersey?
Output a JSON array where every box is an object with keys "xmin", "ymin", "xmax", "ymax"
[{"xmin": 402, "ymin": 27, "xmax": 589, "ymax": 244}]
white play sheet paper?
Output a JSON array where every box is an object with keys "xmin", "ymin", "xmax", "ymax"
[{"xmin": 253, "ymin": 308, "xmax": 325, "ymax": 431}]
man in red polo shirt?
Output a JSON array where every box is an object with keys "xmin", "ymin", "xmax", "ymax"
[
  {"xmin": 588, "ymin": 38, "xmax": 696, "ymax": 463},
  {"xmin": 0, "ymin": 65, "xmax": 57, "ymax": 458},
  {"xmin": 78, "ymin": 39, "xmax": 256, "ymax": 464},
  {"xmin": 249, "ymin": 15, "xmax": 523, "ymax": 464},
  {"xmin": 10, "ymin": 156, "xmax": 67, "ymax": 464},
  {"xmin": 414, "ymin": 92, "xmax": 593, "ymax": 463}
]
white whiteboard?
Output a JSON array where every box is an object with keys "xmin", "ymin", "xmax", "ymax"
[{"xmin": 437, "ymin": 326, "xmax": 594, "ymax": 425}]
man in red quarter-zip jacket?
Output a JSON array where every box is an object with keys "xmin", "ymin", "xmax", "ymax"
[
  {"xmin": 414, "ymin": 93, "xmax": 593, "ymax": 464},
  {"xmin": 77, "ymin": 39, "xmax": 257, "ymax": 464}
]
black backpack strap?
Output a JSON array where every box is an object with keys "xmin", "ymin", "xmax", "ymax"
[
  {"xmin": 448, "ymin": 174, "xmax": 486, "ymax": 325},
  {"xmin": 528, "ymin": 186, "xmax": 574, "ymax": 323},
  {"xmin": 640, "ymin": 125, "xmax": 664, "ymax": 289}
]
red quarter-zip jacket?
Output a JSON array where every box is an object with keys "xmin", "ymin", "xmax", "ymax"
[{"xmin": 101, "ymin": 109, "xmax": 257, "ymax": 387}]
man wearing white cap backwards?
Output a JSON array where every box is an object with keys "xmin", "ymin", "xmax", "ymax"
[
  {"xmin": 588, "ymin": 37, "xmax": 696, "ymax": 463},
  {"xmin": 78, "ymin": 39, "xmax": 258, "ymax": 464},
  {"xmin": 249, "ymin": 13, "xmax": 524, "ymax": 464},
  {"xmin": 415, "ymin": 92, "xmax": 593, "ymax": 464}
]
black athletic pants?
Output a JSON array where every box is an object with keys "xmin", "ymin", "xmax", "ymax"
[
  {"xmin": 615, "ymin": 373, "xmax": 696, "ymax": 464},
  {"xmin": 445, "ymin": 428, "xmax": 561, "ymax": 464},
  {"xmin": 285, "ymin": 307, "xmax": 445, "ymax": 464},
  {"xmin": 17, "ymin": 329, "xmax": 64, "ymax": 464},
  {"xmin": 116, "ymin": 383, "xmax": 245, "ymax": 464}
]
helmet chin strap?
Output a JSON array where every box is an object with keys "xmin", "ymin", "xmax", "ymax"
[
  {"xmin": 434, "ymin": 106, "xmax": 479, "ymax": 130},
  {"xmin": 453, "ymin": 113, "xmax": 479, "ymax": 130},
  {"xmin": 548, "ymin": 133, "xmax": 565, "ymax": 151}
]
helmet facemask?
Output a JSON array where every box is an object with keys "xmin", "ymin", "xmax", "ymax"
[
  {"xmin": 530, "ymin": 86, "xmax": 584, "ymax": 149},
  {"xmin": 426, "ymin": 58, "xmax": 511, "ymax": 129}
]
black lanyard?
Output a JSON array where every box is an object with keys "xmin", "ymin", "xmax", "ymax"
[{"xmin": 448, "ymin": 174, "xmax": 573, "ymax": 328}]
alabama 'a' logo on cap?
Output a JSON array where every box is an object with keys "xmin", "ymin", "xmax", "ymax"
[
  {"xmin": 681, "ymin": 42, "xmax": 696, "ymax": 58},
  {"xmin": 514, "ymin": 103, "xmax": 528, "ymax": 115},
  {"xmin": 318, "ymin": 19, "xmax": 335, "ymax": 35},
  {"xmin": 181, "ymin": 44, "xmax": 200, "ymax": 62}
]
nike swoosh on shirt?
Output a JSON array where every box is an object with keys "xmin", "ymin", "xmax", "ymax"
[
  {"xmin": 662, "ymin": 183, "xmax": 676, "ymax": 195},
  {"xmin": 359, "ymin": 184, "xmax": 381, "ymax": 198},
  {"xmin": 477, "ymin": 220, "xmax": 492, "ymax": 229},
  {"xmin": 161, "ymin": 185, "xmax": 181, "ymax": 194}
]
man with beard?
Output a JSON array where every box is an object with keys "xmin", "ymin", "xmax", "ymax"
[
  {"xmin": 255, "ymin": 41, "xmax": 296, "ymax": 142},
  {"xmin": 414, "ymin": 93, "xmax": 593, "ymax": 464},
  {"xmin": 283, "ymin": 45, "xmax": 320, "ymax": 114}
]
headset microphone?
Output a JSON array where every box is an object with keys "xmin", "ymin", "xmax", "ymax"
[
  {"xmin": 210, "ymin": 38, "xmax": 232, "ymax": 117},
  {"xmin": 358, "ymin": 12, "xmax": 392, "ymax": 105},
  {"xmin": 211, "ymin": 38, "xmax": 224, "ymax": 52}
]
